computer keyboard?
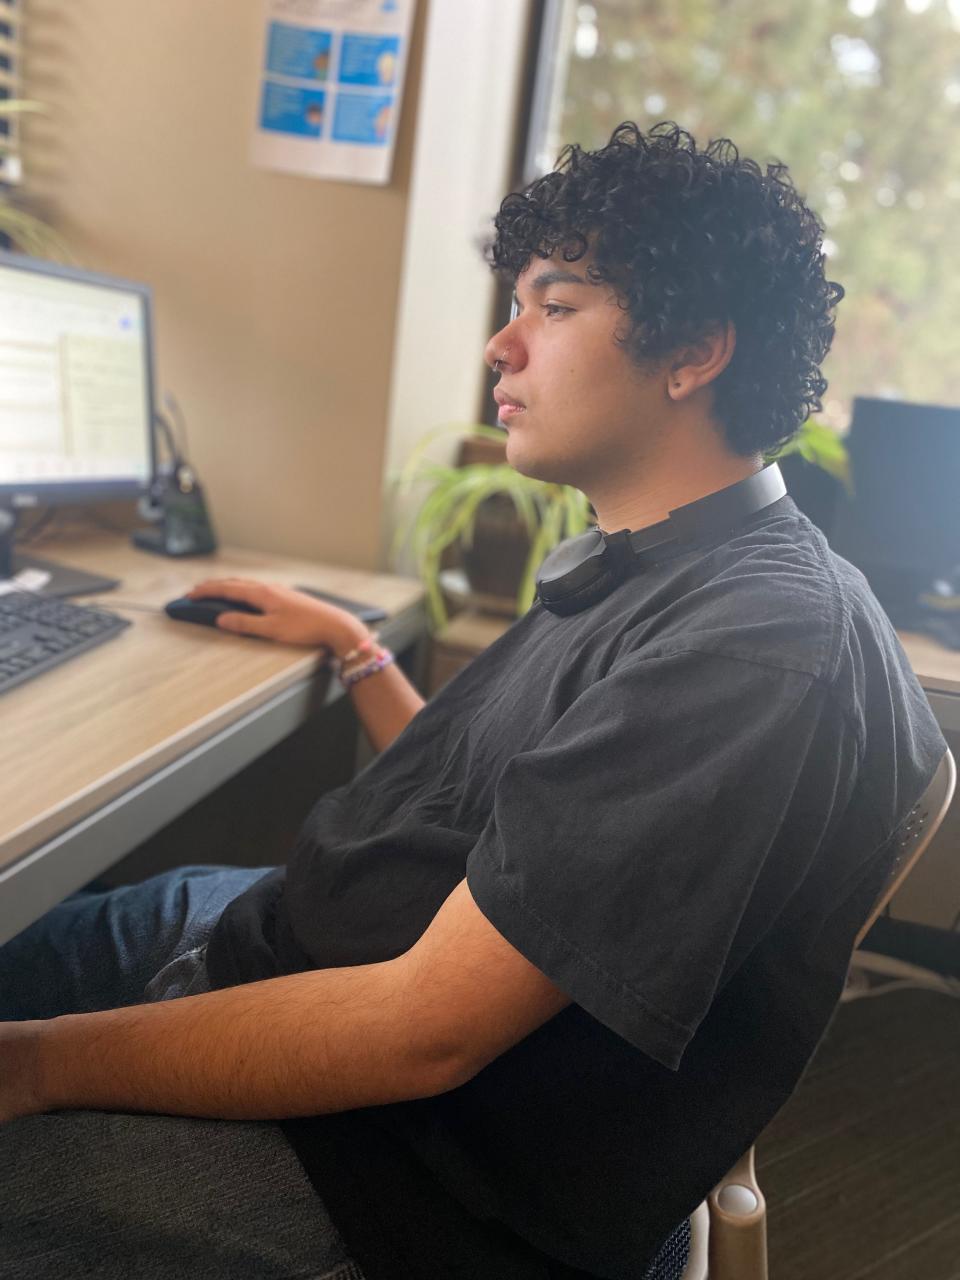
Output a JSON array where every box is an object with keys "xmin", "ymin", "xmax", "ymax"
[{"xmin": 0, "ymin": 591, "xmax": 130, "ymax": 696}]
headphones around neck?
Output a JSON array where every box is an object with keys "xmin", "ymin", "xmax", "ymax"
[{"xmin": 536, "ymin": 463, "xmax": 788, "ymax": 617}]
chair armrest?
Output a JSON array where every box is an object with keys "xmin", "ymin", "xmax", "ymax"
[{"xmin": 707, "ymin": 1145, "xmax": 768, "ymax": 1280}]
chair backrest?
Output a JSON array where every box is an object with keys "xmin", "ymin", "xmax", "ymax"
[
  {"xmin": 854, "ymin": 748, "xmax": 956, "ymax": 947},
  {"xmin": 683, "ymin": 749, "xmax": 957, "ymax": 1280}
]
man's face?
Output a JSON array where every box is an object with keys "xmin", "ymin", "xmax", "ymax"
[{"xmin": 484, "ymin": 253, "xmax": 666, "ymax": 491}]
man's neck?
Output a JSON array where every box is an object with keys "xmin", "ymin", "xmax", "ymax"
[{"xmin": 590, "ymin": 442, "xmax": 763, "ymax": 534}]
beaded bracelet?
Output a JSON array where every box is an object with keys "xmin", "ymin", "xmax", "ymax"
[
  {"xmin": 336, "ymin": 631, "xmax": 380, "ymax": 671},
  {"xmin": 340, "ymin": 646, "xmax": 396, "ymax": 688}
]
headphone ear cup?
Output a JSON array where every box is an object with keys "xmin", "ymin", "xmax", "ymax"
[
  {"xmin": 538, "ymin": 562, "xmax": 626, "ymax": 616},
  {"xmin": 537, "ymin": 528, "xmax": 637, "ymax": 616}
]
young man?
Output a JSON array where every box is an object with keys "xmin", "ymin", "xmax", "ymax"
[{"xmin": 0, "ymin": 123, "xmax": 947, "ymax": 1279}]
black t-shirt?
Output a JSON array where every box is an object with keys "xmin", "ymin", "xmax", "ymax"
[{"xmin": 205, "ymin": 497, "xmax": 946, "ymax": 1279}]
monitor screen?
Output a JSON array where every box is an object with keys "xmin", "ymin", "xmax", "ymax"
[
  {"xmin": 0, "ymin": 251, "xmax": 155, "ymax": 505},
  {"xmin": 830, "ymin": 396, "xmax": 960, "ymax": 618}
]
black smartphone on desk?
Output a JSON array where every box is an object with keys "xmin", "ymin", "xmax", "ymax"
[{"xmin": 295, "ymin": 586, "xmax": 388, "ymax": 625}]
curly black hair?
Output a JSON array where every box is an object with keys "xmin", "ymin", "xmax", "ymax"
[{"xmin": 487, "ymin": 122, "xmax": 844, "ymax": 456}]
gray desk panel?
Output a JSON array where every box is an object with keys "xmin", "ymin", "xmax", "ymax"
[
  {"xmin": 0, "ymin": 605, "xmax": 427, "ymax": 945},
  {"xmin": 0, "ymin": 671, "xmax": 334, "ymax": 945},
  {"xmin": 926, "ymin": 691, "xmax": 960, "ymax": 736}
]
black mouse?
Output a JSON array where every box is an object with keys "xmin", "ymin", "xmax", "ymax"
[{"xmin": 164, "ymin": 595, "xmax": 265, "ymax": 628}]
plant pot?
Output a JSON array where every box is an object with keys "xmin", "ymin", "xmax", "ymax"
[
  {"xmin": 451, "ymin": 433, "xmax": 533, "ymax": 613},
  {"xmin": 460, "ymin": 492, "xmax": 533, "ymax": 608}
]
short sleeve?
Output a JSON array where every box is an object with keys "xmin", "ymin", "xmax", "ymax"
[{"xmin": 465, "ymin": 647, "xmax": 858, "ymax": 1070}]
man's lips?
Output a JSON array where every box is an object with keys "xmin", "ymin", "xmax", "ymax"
[{"xmin": 493, "ymin": 387, "xmax": 526, "ymax": 423}]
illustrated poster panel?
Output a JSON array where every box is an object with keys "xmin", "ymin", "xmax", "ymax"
[{"xmin": 251, "ymin": 0, "xmax": 415, "ymax": 185}]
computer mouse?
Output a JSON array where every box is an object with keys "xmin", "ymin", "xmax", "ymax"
[{"xmin": 164, "ymin": 595, "xmax": 265, "ymax": 628}]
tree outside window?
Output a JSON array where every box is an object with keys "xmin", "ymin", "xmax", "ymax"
[{"xmin": 529, "ymin": 0, "xmax": 960, "ymax": 427}]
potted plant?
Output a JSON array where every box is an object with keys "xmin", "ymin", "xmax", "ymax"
[
  {"xmin": 393, "ymin": 419, "xmax": 849, "ymax": 631},
  {"xmin": 767, "ymin": 417, "xmax": 850, "ymax": 487},
  {"xmin": 392, "ymin": 424, "xmax": 591, "ymax": 629},
  {"xmin": 767, "ymin": 418, "xmax": 851, "ymax": 536}
]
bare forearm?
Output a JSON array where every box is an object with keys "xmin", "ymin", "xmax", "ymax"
[
  {"xmin": 32, "ymin": 963, "xmax": 456, "ymax": 1121},
  {"xmin": 349, "ymin": 659, "xmax": 426, "ymax": 753},
  {"xmin": 186, "ymin": 582, "xmax": 428, "ymax": 752},
  {"xmin": 333, "ymin": 614, "xmax": 425, "ymax": 752},
  {"xmin": 2, "ymin": 881, "xmax": 570, "ymax": 1129}
]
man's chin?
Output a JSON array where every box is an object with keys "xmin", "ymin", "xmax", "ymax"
[{"xmin": 505, "ymin": 443, "xmax": 574, "ymax": 488}]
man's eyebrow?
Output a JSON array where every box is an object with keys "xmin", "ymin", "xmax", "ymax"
[{"xmin": 524, "ymin": 268, "xmax": 594, "ymax": 292}]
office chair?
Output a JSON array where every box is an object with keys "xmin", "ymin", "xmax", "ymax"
[
  {"xmin": 677, "ymin": 748, "xmax": 957, "ymax": 1280},
  {"xmin": 844, "ymin": 749, "xmax": 960, "ymax": 1003}
]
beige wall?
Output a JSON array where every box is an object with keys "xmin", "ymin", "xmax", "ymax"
[{"xmin": 23, "ymin": 0, "xmax": 427, "ymax": 570}]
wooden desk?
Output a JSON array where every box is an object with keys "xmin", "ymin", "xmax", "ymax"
[{"xmin": 0, "ymin": 535, "xmax": 426, "ymax": 945}]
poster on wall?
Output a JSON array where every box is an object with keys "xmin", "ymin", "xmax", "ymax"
[{"xmin": 251, "ymin": 0, "xmax": 416, "ymax": 185}]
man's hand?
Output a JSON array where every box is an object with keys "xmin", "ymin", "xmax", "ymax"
[
  {"xmin": 0, "ymin": 1020, "xmax": 46, "ymax": 1124},
  {"xmin": 188, "ymin": 576, "xmax": 425, "ymax": 752},
  {"xmin": 186, "ymin": 578, "xmax": 368, "ymax": 656}
]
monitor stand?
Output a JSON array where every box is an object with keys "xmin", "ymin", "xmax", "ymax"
[
  {"xmin": 8, "ymin": 552, "xmax": 119, "ymax": 598},
  {"xmin": 0, "ymin": 509, "xmax": 119, "ymax": 596}
]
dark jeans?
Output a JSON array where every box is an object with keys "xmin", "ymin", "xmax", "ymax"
[{"xmin": 0, "ymin": 866, "xmax": 365, "ymax": 1280}]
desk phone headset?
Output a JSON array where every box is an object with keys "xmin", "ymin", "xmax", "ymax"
[
  {"xmin": 535, "ymin": 463, "xmax": 787, "ymax": 616},
  {"xmin": 132, "ymin": 394, "xmax": 217, "ymax": 558}
]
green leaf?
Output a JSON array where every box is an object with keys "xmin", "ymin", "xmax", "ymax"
[
  {"xmin": 767, "ymin": 419, "xmax": 851, "ymax": 489},
  {"xmin": 0, "ymin": 100, "xmax": 49, "ymax": 117}
]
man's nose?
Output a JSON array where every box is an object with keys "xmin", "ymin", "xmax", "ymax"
[
  {"xmin": 484, "ymin": 316, "xmax": 524, "ymax": 372},
  {"xmin": 484, "ymin": 327, "xmax": 508, "ymax": 371}
]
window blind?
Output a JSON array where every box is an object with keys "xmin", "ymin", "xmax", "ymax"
[{"xmin": 0, "ymin": 0, "xmax": 22, "ymax": 186}]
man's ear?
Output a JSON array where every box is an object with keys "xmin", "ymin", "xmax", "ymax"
[{"xmin": 667, "ymin": 323, "xmax": 736, "ymax": 401}]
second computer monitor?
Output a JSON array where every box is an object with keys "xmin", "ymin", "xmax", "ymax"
[{"xmin": 830, "ymin": 396, "xmax": 960, "ymax": 618}]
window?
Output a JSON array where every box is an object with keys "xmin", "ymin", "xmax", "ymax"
[{"xmin": 524, "ymin": 0, "xmax": 960, "ymax": 424}]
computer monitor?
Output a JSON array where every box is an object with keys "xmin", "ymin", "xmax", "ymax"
[
  {"xmin": 0, "ymin": 250, "xmax": 157, "ymax": 592},
  {"xmin": 829, "ymin": 396, "xmax": 960, "ymax": 623}
]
